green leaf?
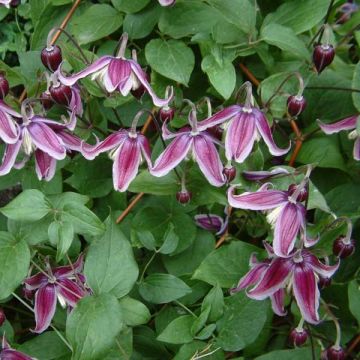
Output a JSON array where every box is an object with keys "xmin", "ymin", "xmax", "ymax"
[
  {"xmin": 174, "ymin": 340, "xmax": 225, "ymax": 360},
  {"xmin": 255, "ymin": 347, "xmax": 320, "ymax": 360},
  {"xmin": 352, "ymin": 61, "xmax": 360, "ymax": 112},
  {"xmin": 119, "ymin": 297, "xmax": 151, "ymax": 326},
  {"xmin": 0, "ymin": 232, "xmax": 30, "ymax": 300},
  {"xmin": 193, "ymin": 241, "xmax": 263, "ymax": 288},
  {"xmin": 260, "ymin": 24, "xmax": 309, "ymax": 59},
  {"xmin": 158, "ymin": 223, "xmax": 179, "ymax": 255},
  {"xmin": 145, "ymin": 39, "xmax": 195, "ymax": 85},
  {"xmin": 111, "ymin": 0, "xmax": 150, "ymax": 13},
  {"xmin": 70, "ymin": 4, "xmax": 123, "ymax": 45},
  {"xmin": 157, "ymin": 315, "xmax": 194, "ymax": 344},
  {"xmin": 348, "ymin": 280, "xmax": 360, "ymax": 328},
  {"xmin": 48, "ymin": 220, "xmax": 74, "ymax": 261},
  {"xmin": 66, "ymin": 294, "xmax": 124, "ymax": 360},
  {"xmin": 202, "ymin": 284, "xmax": 224, "ymax": 323},
  {"xmin": 201, "ymin": 54, "xmax": 236, "ymax": 99},
  {"xmin": 84, "ymin": 217, "xmax": 138, "ymax": 297},
  {"xmin": 216, "ymin": 292, "xmax": 269, "ymax": 351},
  {"xmin": 129, "ymin": 171, "xmax": 178, "ymax": 195},
  {"xmin": 139, "ymin": 273, "xmax": 192, "ymax": 304},
  {"xmin": 0, "ymin": 190, "xmax": 50, "ymax": 222}
]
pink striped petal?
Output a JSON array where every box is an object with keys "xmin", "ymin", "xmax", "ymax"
[
  {"xmin": 1, "ymin": 349, "xmax": 36, "ymax": 360},
  {"xmin": 248, "ymin": 258, "xmax": 292, "ymax": 300},
  {"xmin": 57, "ymin": 130, "xmax": 82, "ymax": 152},
  {"xmin": 242, "ymin": 168, "xmax": 290, "ymax": 181},
  {"xmin": 31, "ymin": 114, "xmax": 76, "ymax": 132},
  {"xmin": 270, "ymin": 288, "xmax": 287, "ymax": 316},
  {"xmin": 304, "ymin": 251, "xmax": 339, "ymax": 278},
  {"xmin": 317, "ymin": 116, "xmax": 357, "ymax": 134},
  {"xmin": 197, "ymin": 105, "xmax": 241, "ymax": 131},
  {"xmin": 193, "ymin": 134, "xmax": 225, "ymax": 186},
  {"xmin": 53, "ymin": 254, "xmax": 84, "ymax": 279},
  {"xmin": 0, "ymin": 141, "xmax": 21, "ymax": 176},
  {"xmin": 24, "ymin": 273, "xmax": 48, "ymax": 291},
  {"xmin": 151, "ymin": 134, "xmax": 192, "ymax": 177},
  {"xmin": 129, "ymin": 60, "xmax": 173, "ymax": 107},
  {"xmin": 113, "ymin": 137, "xmax": 142, "ymax": 192},
  {"xmin": 292, "ymin": 263, "xmax": 320, "ymax": 324},
  {"xmin": 69, "ymin": 86, "xmax": 83, "ymax": 117},
  {"xmin": 0, "ymin": 100, "xmax": 22, "ymax": 118},
  {"xmin": 225, "ymin": 111, "xmax": 257, "ymax": 163},
  {"xmin": 161, "ymin": 120, "xmax": 182, "ymax": 140},
  {"xmin": 27, "ymin": 122, "xmax": 66, "ymax": 160},
  {"xmin": 194, "ymin": 214, "xmax": 224, "ymax": 232},
  {"xmin": 138, "ymin": 134, "xmax": 152, "ymax": 168},
  {"xmin": 0, "ymin": 110, "xmax": 19, "ymax": 144},
  {"xmin": 353, "ymin": 137, "xmax": 360, "ymax": 161},
  {"xmin": 57, "ymin": 56, "xmax": 113, "ymax": 86},
  {"xmin": 35, "ymin": 150, "xmax": 57, "ymax": 181},
  {"xmin": 228, "ymin": 186, "xmax": 287, "ymax": 210},
  {"xmin": 255, "ymin": 109, "xmax": 290, "ymax": 156},
  {"xmin": 33, "ymin": 285, "xmax": 57, "ymax": 333},
  {"xmin": 56, "ymin": 278, "xmax": 85, "ymax": 308},
  {"xmin": 105, "ymin": 58, "xmax": 131, "ymax": 93}
]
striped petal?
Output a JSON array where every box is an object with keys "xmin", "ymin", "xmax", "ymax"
[
  {"xmin": 0, "ymin": 141, "xmax": 21, "ymax": 176},
  {"xmin": 317, "ymin": 116, "xmax": 357, "ymax": 134},
  {"xmin": 56, "ymin": 278, "xmax": 85, "ymax": 308},
  {"xmin": 0, "ymin": 109, "xmax": 19, "ymax": 144},
  {"xmin": 57, "ymin": 130, "xmax": 82, "ymax": 152},
  {"xmin": 194, "ymin": 214, "xmax": 224, "ymax": 232},
  {"xmin": 353, "ymin": 137, "xmax": 360, "ymax": 161},
  {"xmin": 24, "ymin": 273, "xmax": 48, "ymax": 291},
  {"xmin": 242, "ymin": 168, "xmax": 290, "ymax": 181},
  {"xmin": 270, "ymin": 288, "xmax": 287, "ymax": 316},
  {"xmin": 1, "ymin": 349, "xmax": 36, "ymax": 360},
  {"xmin": 53, "ymin": 254, "xmax": 84, "ymax": 278},
  {"xmin": 303, "ymin": 251, "xmax": 339, "ymax": 278},
  {"xmin": 33, "ymin": 285, "xmax": 57, "ymax": 333},
  {"xmin": 197, "ymin": 105, "xmax": 241, "ymax": 131},
  {"xmin": 34, "ymin": 150, "xmax": 57, "ymax": 181},
  {"xmin": 105, "ymin": 58, "xmax": 131, "ymax": 93}
]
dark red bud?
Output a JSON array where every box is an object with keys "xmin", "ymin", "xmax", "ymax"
[
  {"xmin": 131, "ymin": 73, "xmax": 150, "ymax": 100},
  {"xmin": 287, "ymin": 95, "xmax": 307, "ymax": 117},
  {"xmin": 288, "ymin": 184, "xmax": 308, "ymax": 202},
  {"xmin": 0, "ymin": 75, "xmax": 9, "ymax": 99},
  {"xmin": 9, "ymin": 0, "xmax": 20, "ymax": 7},
  {"xmin": 223, "ymin": 166, "xmax": 236, "ymax": 182},
  {"xmin": 0, "ymin": 308, "xmax": 5, "ymax": 327},
  {"xmin": 333, "ymin": 236, "xmax": 355, "ymax": 258},
  {"xmin": 319, "ymin": 276, "xmax": 332, "ymax": 289},
  {"xmin": 159, "ymin": 107, "xmax": 175, "ymax": 122},
  {"xmin": 40, "ymin": 91, "xmax": 54, "ymax": 110},
  {"xmin": 176, "ymin": 190, "xmax": 192, "ymax": 204},
  {"xmin": 49, "ymin": 83, "xmax": 72, "ymax": 106},
  {"xmin": 41, "ymin": 45, "xmax": 62, "ymax": 72},
  {"xmin": 207, "ymin": 125, "xmax": 224, "ymax": 141},
  {"xmin": 324, "ymin": 346, "xmax": 346, "ymax": 360},
  {"xmin": 289, "ymin": 328, "xmax": 308, "ymax": 347},
  {"xmin": 313, "ymin": 44, "xmax": 335, "ymax": 74}
]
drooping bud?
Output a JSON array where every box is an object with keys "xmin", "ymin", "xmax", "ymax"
[
  {"xmin": 333, "ymin": 236, "xmax": 355, "ymax": 258},
  {"xmin": 313, "ymin": 44, "xmax": 335, "ymax": 74},
  {"xmin": 287, "ymin": 95, "xmax": 307, "ymax": 117},
  {"xmin": 176, "ymin": 190, "xmax": 192, "ymax": 204},
  {"xmin": 9, "ymin": 0, "xmax": 20, "ymax": 7},
  {"xmin": 159, "ymin": 106, "xmax": 175, "ymax": 122},
  {"xmin": 288, "ymin": 184, "xmax": 308, "ymax": 202},
  {"xmin": 0, "ymin": 308, "xmax": 5, "ymax": 326},
  {"xmin": 223, "ymin": 166, "xmax": 236, "ymax": 183},
  {"xmin": 41, "ymin": 45, "xmax": 62, "ymax": 72},
  {"xmin": 49, "ymin": 83, "xmax": 72, "ymax": 105},
  {"xmin": 40, "ymin": 91, "xmax": 54, "ymax": 110},
  {"xmin": 0, "ymin": 74, "xmax": 9, "ymax": 99},
  {"xmin": 289, "ymin": 328, "xmax": 308, "ymax": 347},
  {"xmin": 323, "ymin": 346, "xmax": 346, "ymax": 360}
]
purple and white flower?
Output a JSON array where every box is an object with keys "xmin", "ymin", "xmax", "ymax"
[
  {"xmin": 318, "ymin": 115, "xmax": 360, "ymax": 160},
  {"xmin": 1, "ymin": 336, "xmax": 36, "ymax": 360},
  {"xmin": 230, "ymin": 244, "xmax": 339, "ymax": 324},
  {"xmin": 150, "ymin": 107, "xmax": 226, "ymax": 187},
  {"xmin": 194, "ymin": 209, "xmax": 229, "ymax": 235},
  {"xmin": 0, "ymin": 100, "xmax": 20, "ymax": 144},
  {"xmin": 24, "ymin": 255, "xmax": 87, "ymax": 334},
  {"xmin": 242, "ymin": 167, "xmax": 290, "ymax": 182},
  {"xmin": 58, "ymin": 33, "xmax": 173, "ymax": 107}
]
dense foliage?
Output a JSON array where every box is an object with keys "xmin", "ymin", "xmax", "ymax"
[{"xmin": 0, "ymin": 0, "xmax": 359, "ymax": 359}]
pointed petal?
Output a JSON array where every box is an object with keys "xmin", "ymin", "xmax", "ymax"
[
  {"xmin": 255, "ymin": 109, "xmax": 290, "ymax": 156},
  {"xmin": 194, "ymin": 214, "xmax": 224, "ymax": 232},
  {"xmin": 273, "ymin": 203, "xmax": 302, "ymax": 257},
  {"xmin": 151, "ymin": 134, "xmax": 192, "ymax": 177},
  {"xmin": 24, "ymin": 273, "xmax": 48, "ymax": 291},
  {"xmin": 53, "ymin": 254, "xmax": 84, "ymax": 278},
  {"xmin": 197, "ymin": 105, "xmax": 241, "ymax": 131},
  {"xmin": 242, "ymin": 168, "xmax": 290, "ymax": 181},
  {"xmin": 138, "ymin": 133, "xmax": 152, "ymax": 168},
  {"xmin": 270, "ymin": 288, "xmax": 287, "ymax": 316},
  {"xmin": 33, "ymin": 285, "xmax": 57, "ymax": 333},
  {"xmin": 293, "ymin": 263, "xmax": 320, "ymax": 324},
  {"xmin": 69, "ymin": 86, "xmax": 83, "ymax": 117},
  {"xmin": 304, "ymin": 251, "xmax": 339, "ymax": 278},
  {"xmin": 248, "ymin": 258, "xmax": 292, "ymax": 300},
  {"xmin": 0, "ymin": 141, "xmax": 21, "ymax": 176},
  {"xmin": 113, "ymin": 137, "xmax": 142, "ymax": 192},
  {"xmin": 129, "ymin": 60, "xmax": 173, "ymax": 107},
  {"xmin": 34, "ymin": 150, "xmax": 57, "ymax": 181},
  {"xmin": 353, "ymin": 137, "xmax": 360, "ymax": 161},
  {"xmin": 56, "ymin": 278, "xmax": 85, "ymax": 308},
  {"xmin": 317, "ymin": 116, "xmax": 357, "ymax": 134},
  {"xmin": 81, "ymin": 131, "xmax": 127, "ymax": 160},
  {"xmin": 228, "ymin": 186, "xmax": 287, "ymax": 210},
  {"xmin": 0, "ymin": 110, "xmax": 19, "ymax": 144},
  {"xmin": 57, "ymin": 57, "xmax": 113, "ymax": 86},
  {"xmin": 105, "ymin": 58, "xmax": 131, "ymax": 93},
  {"xmin": 1, "ymin": 349, "xmax": 36, "ymax": 360},
  {"xmin": 158, "ymin": 0, "xmax": 175, "ymax": 5},
  {"xmin": 31, "ymin": 114, "xmax": 76, "ymax": 132},
  {"xmin": 263, "ymin": 241, "xmax": 275, "ymax": 257},
  {"xmin": 27, "ymin": 122, "xmax": 66, "ymax": 160},
  {"xmin": 162, "ymin": 122, "xmax": 189, "ymax": 140},
  {"xmin": 57, "ymin": 130, "xmax": 82, "ymax": 152},
  {"xmin": 193, "ymin": 134, "xmax": 225, "ymax": 186},
  {"xmin": 0, "ymin": 100, "xmax": 22, "ymax": 118}
]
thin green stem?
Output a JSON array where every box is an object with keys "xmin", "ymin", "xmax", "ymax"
[
  {"xmin": 139, "ymin": 252, "xmax": 157, "ymax": 283},
  {"xmin": 174, "ymin": 300, "xmax": 197, "ymax": 317}
]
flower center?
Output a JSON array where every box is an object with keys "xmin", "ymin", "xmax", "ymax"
[
  {"xmin": 348, "ymin": 129, "xmax": 358, "ymax": 140},
  {"xmin": 21, "ymin": 128, "xmax": 36, "ymax": 156}
]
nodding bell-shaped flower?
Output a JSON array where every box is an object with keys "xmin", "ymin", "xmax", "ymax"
[
  {"xmin": 1, "ymin": 336, "xmax": 37, "ymax": 360},
  {"xmin": 196, "ymin": 82, "xmax": 290, "ymax": 163},
  {"xmin": 194, "ymin": 208, "xmax": 229, "ymax": 235},
  {"xmin": 158, "ymin": 0, "xmax": 176, "ymax": 6},
  {"xmin": 150, "ymin": 103, "xmax": 226, "ymax": 187},
  {"xmin": 24, "ymin": 255, "xmax": 87, "ymax": 334},
  {"xmin": 58, "ymin": 33, "xmax": 173, "ymax": 107},
  {"xmin": 81, "ymin": 111, "xmax": 152, "ymax": 192},
  {"xmin": 230, "ymin": 244, "xmax": 339, "ymax": 324},
  {"xmin": 228, "ymin": 169, "xmax": 316, "ymax": 257},
  {"xmin": 318, "ymin": 115, "xmax": 360, "ymax": 160}
]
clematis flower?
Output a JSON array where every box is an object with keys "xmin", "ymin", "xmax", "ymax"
[
  {"xmin": 195, "ymin": 209, "xmax": 229, "ymax": 235},
  {"xmin": 1, "ymin": 336, "xmax": 36, "ymax": 360},
  {"xmin": 0, "ymin": 101, "xmax": 81, "ymax": 181},
  {"xmin": 150, "ymin": 106, "xmax": 226, "ymax": 187},
  {"xmin": 230, "ymin": 244, "xmax": 339, "ymax": 324},
  {"xmin": 158, "ymin": 0, "xmax": 176, "ymax": 6},
  {"xmin": 242, "ymin": 168, "xmax": 290, "ymax": 182},
  {"xmin": 196, "ymin": 82, "xmax": 290, "ymax": 163},
  {"xmin": 228, "ymin": 177, "xmax": 315, "ymax": 257},
  {"xmin": 58, "ymin": 33, "xmax": 173, "ymax": 107},
  {"xmin": 318, "ymin": 115, "xmax": 360, "ymax": 160},
  {"xmin": 24, "ymin": 255, "xmax": 87, "ymax": 333},
  {"xmin": 81, "ymin": 111, "xmax": 152, "ymax": 192}
]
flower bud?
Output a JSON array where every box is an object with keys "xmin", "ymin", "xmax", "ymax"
[
  {"xmin": 223, "ymin": 166, "xmax": 236, "ymax": 183},
  {"xmin": 0, "ymin": 74, "xmax": 9, "ymax": 99},
  {"xmin": 41, "ymin": 45, "xmax": 62, "ymax": 72},
  {"xmin": 176, "ymin": 190, "xmax": 192, "ymax": 204},
  {"xmin": 0, "ymin": 308, "xmax": 5, "ymax": 327},
  {"xmin": 288, "ymin": 184, "xmax": 308, "ymax": 202},
  {"xmin": 40, "ymin": 91, "xmax": 54, "ymax": 110},
  {"xmin": 9, "ymin": 0, "xmax": 20, "ymax": 7},
  {"xmin": 333, "ymin": 236, "xmax": 355, "ymax": 258},
  {"xmin": 49, "ymin": 83, "xmax": 72, "ymax": 106},
  {"xmin": 313, "ymin": 44, "xmax": 335, "ymax": 74},
  {"xmin": 159, "ymin": 107, "xmax": 175, "ymax": 122},
  {"xmin": 287, "ymin": 95, "xmax": 307, "ymax": 117},
  {"xmin": 289, "ymin": 328, "xmax": 308, "ymax": 347},
  {"xmin": 323, "ymin": 346, "xmax": 346, "ymax": 360}
]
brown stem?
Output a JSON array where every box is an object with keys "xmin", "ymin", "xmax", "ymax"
[
  {"xmin": 215, "ymin": 207, "xmax": 232, "ymax": 248},
  {"xmin": 116, "ymin": 192, "xmax": 144, "ymax": 224},
  {"xmin": 288, "ymin": 120, "xmax": 303, "ymax": 166},
  {"xmin": 346, "ymin": 333, "xmax": 360, "ymax": 358},
  {"xmin": 239, "ymin": 63, "xmax": 260, "ymax": 87}
]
